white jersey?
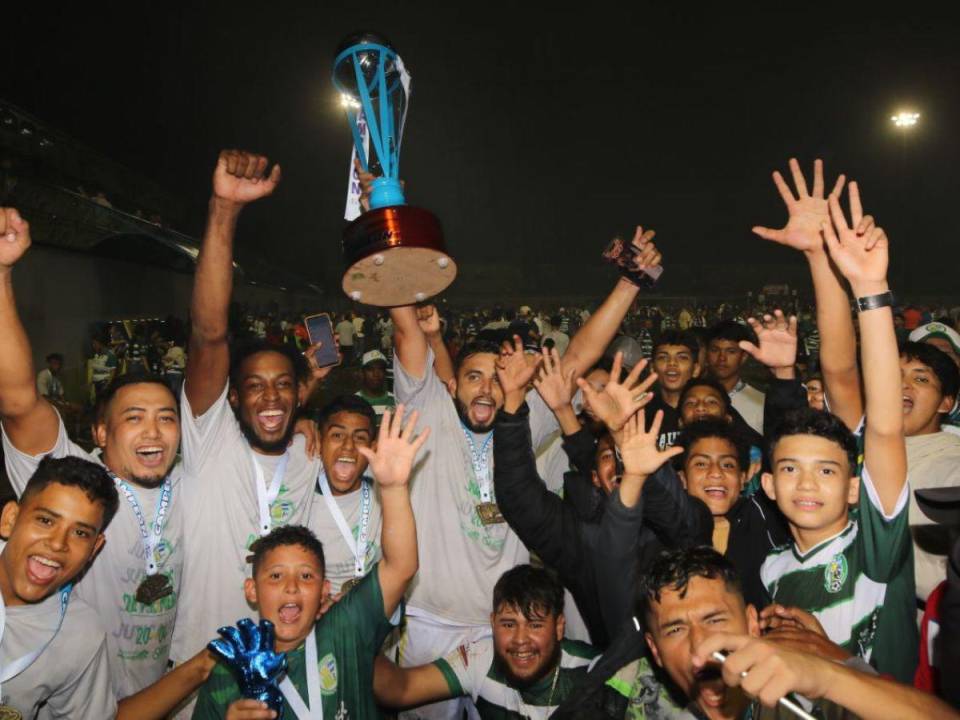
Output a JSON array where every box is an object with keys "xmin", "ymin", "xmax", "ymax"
[{"xmin": 170, "ymin": 382, "xmax": 319, "ymax": 662}]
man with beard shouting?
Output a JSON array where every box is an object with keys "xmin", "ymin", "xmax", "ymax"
[
  {"xmin": 168, "ymin": 151, "xmax": 327, "ymax": 686},
  {"xmin": 387, "ymin": 225, "xmax": 662, "ymax": 719}
]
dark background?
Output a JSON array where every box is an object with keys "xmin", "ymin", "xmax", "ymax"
[{"xmin": 2, "ymin": 2, "xmax": 958, "ymax": 298}]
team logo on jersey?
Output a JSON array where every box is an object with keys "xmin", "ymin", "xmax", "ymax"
[
  {"xmin": 824, "ymin": 553, "xmax": 848, "ymax": 593},
  {"xmin": 319, "ymin": 653, "xmax": 338, "ymax": 694},
  {"xmin": 270, "ymin": 499, "xmax": 295, "ymax": 524}
]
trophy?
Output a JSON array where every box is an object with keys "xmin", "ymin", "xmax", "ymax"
[{"xmin": 333, "ymin": 32, "xmax": 456, "ymax": 306}]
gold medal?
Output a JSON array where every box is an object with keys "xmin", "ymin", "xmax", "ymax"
[
  {"xmin": 136, "ymin": 573, "xmax": 173, "ymax": 605},
  {"xmin": 0, "ymin": 706, "xmax": 24, "ymax": 720},
  {"xmin": 476, "ymin": 502, "xmax": 505, "ymax": 525},
  {"xmin": 340, "ymin": 577, "xmax": 362, "ymax": 593}
]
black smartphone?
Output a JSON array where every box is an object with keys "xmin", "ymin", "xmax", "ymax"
[{"xmin": 303, "ymin": 313, "xmax": 341, "ymax": 368}]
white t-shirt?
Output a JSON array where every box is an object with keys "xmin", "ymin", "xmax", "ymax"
[
  {"xmin": 336, "ymin": 320, "xmax": 355, "ymax": 347},
  {"xmin": 729, "ymin": 381, "xmax": 765, "ymax": 435},
  {"xmin": 542, "ymin": 330, "xmax": 571, "ymax": 356},
  {"xmin": 1, "ymin": 418, "xmax": 184, "ymax": 700},
  {"xmin": 0, "ymin": 542, "xmax": 117, "ymax": 718},
  {"xmin": 906, "ymin": 431, "xmax": 960, "ymax": 600},
  {"xmin": 170, "ymin": 382, "xmax": 319, "ymax": 662},
  {"xmin": 306, "ymin": 475, "xmax": 383, "ymax": 595},
  {"xmin": 394, "ymin": 347, "xmax": 559, "ymax": 625}
]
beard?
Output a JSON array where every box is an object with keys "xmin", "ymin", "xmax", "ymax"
[
  {"xmin": 235, "ymin": 408, "xmax": 297, "ymax": 454},
  {"xmin": 128, "ymin": 471, "xmax": 171, "ymax": 489},
  {"xmin": 455, "ymin": 397, "xmax": 497, "ymax": 433}
]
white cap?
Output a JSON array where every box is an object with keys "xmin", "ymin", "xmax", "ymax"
[
  {"xmin": 909, "ymin": 322, "xmax": 960, "ymax": 356},
  {"xmin": 362, "ymin": 350, "xmax": 388, "ymax": 367}
]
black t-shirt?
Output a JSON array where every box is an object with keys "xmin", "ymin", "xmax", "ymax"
[{"xmin": 643, "ymin": 394, "xmax": 682, "ymax": 450}]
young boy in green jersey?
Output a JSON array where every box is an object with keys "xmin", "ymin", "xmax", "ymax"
[
  {"xmin": 756, "ymin": 173, "xmax": 916, "ymax": 681},
  {"xmin": 373, "ymin": 564, "xmax": 599, "ymax": 719},
  {"xmin": 191, "ymin": 406, "xmax": 428, "ymax": 719}
]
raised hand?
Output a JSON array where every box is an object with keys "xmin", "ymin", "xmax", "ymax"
[
  {"xmin": 213, "ymin": 149, "xmax": 282, "ymax": 206},
  {"xmin": 821, "ymin": 182, "xmax": 889, "ymax": 291},
  {"xmin": 208, "ymin": 619, "xmax": 286, "ymax": 715},
  {"xmin": 416, "ymin": 304, "xmax": 442, "ymax": 337},
  {"xmin": 0, "ymin": 207, "xmax": 31, "ymax": 269},
  {"xmin": 358, "ymin": 405, "xmax": 430, "ymax": 489},
  {"xmin": 693, "ymin": 633, "xmax": 832, "ymax": 710},
  {"xmin": 575, "ymin": 351, "xmax": 657, "ymax": 432},
  {"xmin": 753, "ymin": 158, "xmax": 845, "ymax": 254},
  {"xmin": 617, "ymin": 409, "xmax": 683, "ymax": 477},
  {"xmin": 533, "ymin": 346, "xmax": 577, "ymax": 412},
  {"xmin": 495, "ymin": 335, "xmax": 542, "ymax": 397},
  {"xmin": 627, "ymin": 226, "xmax": 662, "ymax": 270},
  {"xmin": 739, "ymin": 310, "xmax": 798, "ymax": 377}
]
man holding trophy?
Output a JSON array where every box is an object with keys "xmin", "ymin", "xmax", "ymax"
[{"xmin": 332, "ymin": 32, "xmax": 665, "ymax": 718}]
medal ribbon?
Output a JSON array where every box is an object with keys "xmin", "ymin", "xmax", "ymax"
[
  {"xmin": 317, "ymin": 472, "xmax": 371, "ymax": 578},
  {"xmin": 0, "ymin": 583, "xmax": 72, "ymax": 688},
  {"xmin": 460, "ymin": 424, "xmax": 494, "ymax": 502},
  {"xmin": 279, "ymin": 630, "xmax": 322, "ymax": 719},
  {"xmin": 251, "ymin": 450, "xmax": 290, "ymax": 536},
  {"xmin": 111, "ymin": 473, "xmax": 172, "ymax": 576}
]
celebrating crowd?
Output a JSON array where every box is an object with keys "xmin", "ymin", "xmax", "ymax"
[{"xmin": 0, "ymin": 151, "xmax": 959, "ymax": 720}]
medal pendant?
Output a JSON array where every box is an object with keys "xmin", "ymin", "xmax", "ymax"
[
  {"xmin": 341, "ymin": 577, "xmax": 362, "ymax": 593},
  {"xmin": 0, "ymin": 706, "xmax": 24, "ymax": 720},
  {"xmin": 476, "ymin": 502, "xmax": 505, "ymax": 525},
  {"xmin": 136, "ymin": 573, "xmax": 173, "ymax": 605}
]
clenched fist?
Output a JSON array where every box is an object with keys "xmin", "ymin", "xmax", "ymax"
[{"xmin": 212, "ymin": 150, "xmax": 282, "ymax": 206}]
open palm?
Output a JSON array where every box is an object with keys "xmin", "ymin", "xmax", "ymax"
[
  {"xmin": 821, "ymin": 183, "xmax": 889, "ymax": 287},
  {"xmin": 753, "ymin": 158, "xmax": 845, "ymax": 253},
  {"xmin": 359, "ymin": 405, "xmax": 430, "ymax": 488},
  {"xmin": 740, "ymin": 310, "xmax": 798, "ymax": 370}
]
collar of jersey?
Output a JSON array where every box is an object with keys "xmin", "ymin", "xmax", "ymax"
[{"xmin": 791, "ymin": 520, "xmax": 855, "ymax": 563}]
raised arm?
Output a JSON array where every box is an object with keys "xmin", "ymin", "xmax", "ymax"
[
  {"xmin": 562, "ymin": 226, "xmax": 661, "ymax": 380},
  {"xmin": 0, "ymin": 208, "xmax": 60, "ymax": 455},
  {"xmin": 821, "ymin": 184, "xmax": 905, "ymax": 513},
  {"xmin": 185, "ymin": 150, "xmax": 281, "ymax": 415},
  {"xmin": 390, "ymin": 305, "xmax": 430, "ymax": 380},
  {"xmin": 753, "ymin": 159, "xmax": 863, "ymax": 429},
  {"xmin": 417, "ymin": 304, "xmax": 455, "ymax": 384},
  {"xmin": 358, "ymin": 405, "xmax": 429, "ymax": 617},
  {"xmin": 694, "ymin": 633, "xmax": 960, "ymax": 720},
  {"xmin": 373, "ymin": 655, "xmax": 453, "ymax": 708}
]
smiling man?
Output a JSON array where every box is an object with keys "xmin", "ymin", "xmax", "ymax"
[
  {"xmin": 0, "ymin": 206, "xmax": 186, "ymax": 698},
  {"xmin": 170, "ymin": 151, "xmax": 324, "ymax": 679},
  {"xmin": 386, "ymin": 229, "xmax": 662, "ymax": 719},
  {"xmin": 0, "ymin": 456, "xmax": 119, "ymax": 717},
  {"xmin": 306, "ymin": 395, "xmax": 385, "ymax": 595},
  {"xmin": 759, "ymin": 190, "xmax": 916, "ymax": 682},
  {"xmin": 374, "ymin": 565, "xmax": 597, "ymax": 719}
]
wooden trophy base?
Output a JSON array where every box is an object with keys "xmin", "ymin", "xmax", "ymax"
[{"xmin": 341, "ymin": 205, "xmax": 456, "ymax": 307}]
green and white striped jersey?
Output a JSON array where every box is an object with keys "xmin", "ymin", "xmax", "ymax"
[
  {"xmin": 434, "ymin": 637, "xmax": 598, "ymax": 719},
  {"xmin": 760, "ymin": 466, "xmax": 917, "ymax": 683}
]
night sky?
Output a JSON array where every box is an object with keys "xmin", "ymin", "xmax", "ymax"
[{"xmin": 3, "ymin": 3, "xmax": 958, "ymax": 298}]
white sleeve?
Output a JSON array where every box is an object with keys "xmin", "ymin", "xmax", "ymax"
[
  {"xmin": 437, "ymin": 639, "xmax": 494, "ymax": 701},
  {"xmin": 1, "ymin": 414, "xmax": 95, "ymax": 496},
  {"xmin": 179, "ymin": 381, "xmax": 237, "ymax": 476},
  {"xmin": 44, "ymin": 633, "xmax": 118, "ymax": 719},
  {"xmin": 392, "ymin": 346, "xmax": 448, "ymax": 411}
]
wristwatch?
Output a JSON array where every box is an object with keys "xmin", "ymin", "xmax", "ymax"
[{"xmin": 856, "ymin": 290, "xmax": 895, "ymax": 313}]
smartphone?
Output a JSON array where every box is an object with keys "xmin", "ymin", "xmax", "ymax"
[{"xmin": 303, "ymin": 313, "xmax": 341, "ymax": 368}]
